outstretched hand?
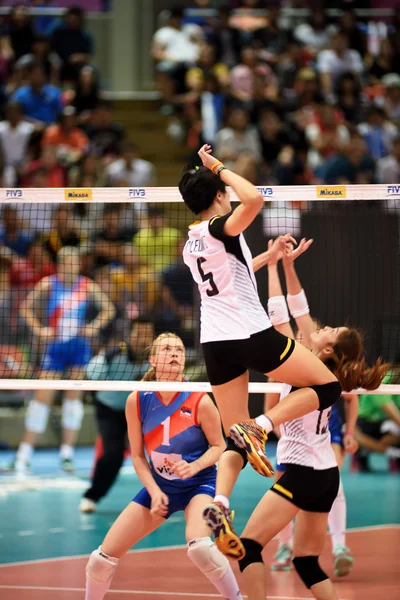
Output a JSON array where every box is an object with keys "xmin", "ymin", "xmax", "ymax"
[
  {"xmin": 283, "ymin": 237, "xmax": 313, "ymax": 265},
  {"xmin": 198, "ymin": 144, "xmax": 220, "ymax": 172},
  {"xmin": 268, "ymin": 234, "xmax": 297, "ymax": 265}
]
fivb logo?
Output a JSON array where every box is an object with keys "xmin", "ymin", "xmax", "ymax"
[
  {"xmin": 5, "ymin": 189, "xmax": 22, "ymax": 199},
  {"xmin": 386, "ymin": 185, "xmax": 400, "ymax": 197},
  {"xmin": 128, "ymin": 188, "xmax": 146, "ymax": 198},
  {"xmin": 257, "ymin": 187, "xmax": 273, "ymax": 197}
]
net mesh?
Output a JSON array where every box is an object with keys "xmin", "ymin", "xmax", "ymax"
[{"xmin": 0, "ymin": 185, "xmax": 399, "ymax": 394}]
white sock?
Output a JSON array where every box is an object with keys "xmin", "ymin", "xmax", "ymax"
[
  {"xmin": 329, "ymin": 478, "xmax": 346, "ymax": 550},
  {"xmin": 60, "ymin": 444, "xmax": 74, "ymax": 460},
  {"xmin": 214, "ymin": 494, "xmax": 229, "ymax": 509},
  {"xmin": 85, "ymin": 579, "xmax": 111, "ymax": 600},
  {"xmin": 255, "ymin": 414, "xmax": 274, "ymax": 433},
  {"xmin": 85, "ymin": 548, "xmax": 118, "ymax": 600},
  {"xmin": 212, "ymin": 563, "xmax": 243, "ymax": 600},
  {"xmin": 16, "ymin": 442, "xmax": 33, "ymax": 464},
  {"xmin": 277, "ymin": 520, "xmax": 293, "ymax": 548}
]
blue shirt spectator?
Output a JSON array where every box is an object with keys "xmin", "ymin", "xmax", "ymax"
[
  {"xmin": 0, "ymin": 206, "xmax": 33, "ymax": 257},
  {"xmin": 12, "ymin": 64, "xmax": 62, "ymax": 125}
]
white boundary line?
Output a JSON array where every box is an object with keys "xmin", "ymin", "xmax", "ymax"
[
  {"xmin": 0, "ymin": 588, "xmax": 349, "ymax": 600},
  {"xmin": 0, "ymin": 526, "xmax": 399, "ymax": 568}
]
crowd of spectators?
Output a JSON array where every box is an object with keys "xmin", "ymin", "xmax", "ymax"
[{"xmin": 152, "ymin": 1, "xmax": 400, "ymax": 188}]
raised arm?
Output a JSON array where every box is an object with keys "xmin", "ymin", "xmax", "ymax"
[
  {"xmin": 267, "ymin": 239, "xmax": 294, "ymax": 340},
  {"xmin": 198, "ymin": 144, "xmax": 263, "ymax": 236},
  {"xmin": 282, "ymin": 238, "xmax": 315, "ymax": 349}
]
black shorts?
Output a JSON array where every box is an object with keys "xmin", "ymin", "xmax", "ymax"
[
  {"xmin": 270, "ymin": 463, "xmax": 340, "ymax": 513},
  {"xmin": 201, "ymin": 327, "xmax": 295, "ymax": 386}
]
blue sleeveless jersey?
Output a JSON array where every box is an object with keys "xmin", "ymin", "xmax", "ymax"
[
  {"xmin": 47, "ymin": 275, "xmax": 90, "ymax": 341},
  {"xmin": 138, "ymin": 390, "xmax": 216, "ymax": 492}
]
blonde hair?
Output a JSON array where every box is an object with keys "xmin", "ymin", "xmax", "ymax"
[{"xmin": 142, "ymin": 332, "xmax": 184, "ymax": 381}]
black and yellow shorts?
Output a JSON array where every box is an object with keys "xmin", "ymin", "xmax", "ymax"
[
  {"xmin": 202, "ymin": 327, "xmax": 295, "ymax": 386},
  {"xmin": 271, "ymin": 463, "xmax": 340, "ymax": 513}
]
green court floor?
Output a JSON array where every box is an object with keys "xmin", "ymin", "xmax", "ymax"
[{"xmin": 0, "ymin": 447, "xmax": 399, "ymax": 564}]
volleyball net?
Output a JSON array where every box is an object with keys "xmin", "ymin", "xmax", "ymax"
[{"xmin": 0, "ymin": 183, "xmax": 399, "ymax": 395}]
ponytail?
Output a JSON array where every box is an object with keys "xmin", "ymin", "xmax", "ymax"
[
  {"xmin": 142, "ymin": 367, "xmax": 156, "ymax": 382},
  {"xmin": 325, "ymin": 328, "xmax": 390, "ymax": 392}
]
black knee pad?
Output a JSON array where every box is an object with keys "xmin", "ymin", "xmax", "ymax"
[
  {"xmin": 225, "ymin": 437, "xmax": 248, "ymax": 469},
  {"xmin": 311, "ymin": 381, "xmax": 341, "ymax": 410},
  {"xmin": 238, "ymin": 538, "xmax": 264, "ymax": 572},
  {"xmin": 292, "ymin": 555, "xmax": 328, "ymax": 588}
]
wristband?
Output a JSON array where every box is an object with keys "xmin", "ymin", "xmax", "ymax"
[
  {"xmin": 268, "ymin": 296, "xmax": 290, "ymax": 326},
  {"xmin": 287, "ymin": 289, "xmax": 309, "ymax": 318},
  {"xmin": 217, "ymin": 165, "xmax": 227, "ymax": 175},
  {"xmin": 211, "ymin": 161, "xmax": 223, "ymax": 174}
]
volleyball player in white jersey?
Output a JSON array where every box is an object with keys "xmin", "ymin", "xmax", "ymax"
[
  {"xmin": 235, "ymin": 241, "xmax": 387, "ymax": 600},
  {"xmin": 180, "ymin": 145, "xmax": 343, "ymax": 559}
]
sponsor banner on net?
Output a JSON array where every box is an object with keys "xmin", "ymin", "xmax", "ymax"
[
  {"xmin": 316, "ymin": 185, "xmax": 347, "ymax": 198},
  {"xmin": 64, "ymin": 188, "xmax": 93, "ymax": 201}
]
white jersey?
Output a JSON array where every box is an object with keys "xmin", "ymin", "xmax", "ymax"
[
  {"xmin": 277, "ymin": 384, "xmax": 337, "ymax": 470},
  {"xmin": 183, "ymin": 214, "xmax": 271, "ymax": 344}
]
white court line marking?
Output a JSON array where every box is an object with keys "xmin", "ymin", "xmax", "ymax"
[
  {"xmin": 79, "ymin": 525, "xmax": 95, "ymax": 531},
  {"xmin": 49, "ymin": 528, "xmax": 66, "ymax": 534},
  {"xmin": 0, "ymin": 587, "xmax": 349, "ymax": 600},
  {"xmin": 1, "ymin": 525, "xmax": 399, "ymax": 567},
  {"xmin": 16, "ymin": 531, "xmax": 34, "ymax": 537}
]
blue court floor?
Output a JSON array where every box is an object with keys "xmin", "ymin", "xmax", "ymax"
[{"xmin": 0, "ymin": 445, "xmax": 399, "ymax": 565}]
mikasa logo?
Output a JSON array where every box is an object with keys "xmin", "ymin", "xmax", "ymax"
[{"xmin": 316, "ymin": 186, "xmax": 346, "ymax": 198}]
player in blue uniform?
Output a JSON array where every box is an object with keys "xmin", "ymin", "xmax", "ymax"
[
  {"xmin": 12, "ymin": 246, "xmax": 115, "ymax": 473},
  {"xmin": 85, "ymin": 332, "xmax": 243, "ymax": 600}
]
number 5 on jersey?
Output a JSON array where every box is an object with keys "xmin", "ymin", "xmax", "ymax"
[{"xmin": 197, "ymin": 257, "xmax": 219, "ymax": 297}]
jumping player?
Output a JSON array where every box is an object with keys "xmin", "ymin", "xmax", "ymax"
[
  {"xmin": 265, "ymin": 241, "xmax": 359, "ymax": 577},
  {"xmin": 85, "ymin": 333, "xmax": 243, "ymax": 600},
  {"xmin": 235, "ymin": 240, "xmax": 387, "ymax": 600},
  {"xmin": 12, "ymin": 246, "xmax": 115, "ymax": 473},
  {"xmin": 180, "ymin": 145, "xmax": 342, "ymax": 558}
]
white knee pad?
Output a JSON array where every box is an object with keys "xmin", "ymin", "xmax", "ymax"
[
  {"xmin": 86, "ymin": 547, "xmax": 119, "ymax": 585},
  {"xmin": 25, "ymin": 400, "xmax": 50, "ymax": 434},
  {"xmin": 187, "ymin": 537, "xmax": 228, "ymax": 581},
  {"xmin": 62, "ymin": 399, "xmax": 84, "ymax": 431}
]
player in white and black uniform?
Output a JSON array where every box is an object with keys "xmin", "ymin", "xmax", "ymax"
[
  {"xmin": 236, "ymin": 240, "xmax": 388, "ymax": 600},
  {"xmin": 180, "ymin": 145, "xmax": 344, "ymax": 562}
]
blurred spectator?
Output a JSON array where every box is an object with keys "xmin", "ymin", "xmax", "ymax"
[
  {"xmin": 23, "ymin": 146, "xmax": 66, "ymax": 187},
  {"xmin": 152, "ymin": 6, "xmax": 204, "ymax": 106},
  {"xmin": 106, "ymin": 142, "xmax": 155, "ymax": 188},
  {"xmin": 50, "ymin": 6, "xmax": 94, "ymax": 83},
  {"xmin": 71, "ymin": 65, "xmax": 100, "ymax": 119},
  {"xmin": 317, "ymin": 32, "xmax": 363, "ymax": 103},
  {"xmin": 357, "ymin": 106, "xmax": 398, "ymax": 160},
  {"xmin": 336, "ymin": 73, "xmax": 364, "ymax": 124},
  {"xmin": 12, "ymin": 63, "xmax": 63, "ymax": 125},
  {"xmin": 10, "ymin": 237, "xmax": 56, "ymax": 298},
  {"xmin": 214, "ymin": 107, "xmax": 261, "ymax": 170},
  {"xmin": 337, "ymin": 9, "xmax": 367, "ymax": 57},
  {"xmin": 92, "ymin": 204, "xmax": 136, "ymax": 269},
  {"xmin": 230, "ymin": 46, "xmax": 277, "ymax": 105},
  {"xmin": 305, "ymin": 102, "xmax": 350, "ymax": 170},
  {"xmin": 276, "ymin": 39, "xmax": 308, "ymax": 98},
  {"xmin": 375, "ymin": 73, "xmax": 400, "ymax": 126},
  {"xmin": 0, "ymin": 101, "xmax": 34, "ymax": 186},
  {"xmin": 82, "ymin": 100, "xmax": 124, "ymax": 157},
  {"xmin": 159, "ymin": 237, "xmax": 195, "ymax": 346},
  {"xmin": 134, "ymin": 206, "xmax": 181, "ymax": 274},
  {"xmin": 294, "ymin": 9, "xmax": 331, "ymax": 55},
  {"xmin": 15, "ymin": 34, "xmax": 61, "ymax": 90},
  {"xmin": 0, "ymin": 205, "xmax": 33, "ymax": 257},
  {"xmin": 209, "ymin": 7, "xmax": 242, "ymax": 69},
  {"xmin": 3, "ymin": 4, "xmax": 35, "ymax": 61},
  {"xmin": 252, "ymin": 4, "xmax": 287, "ymax": 64},
  {"xmin": 367, "ymin": 39, "xmax": 400, "ymax": 84},
  {"xmin": 315, "ymin": 132, "xmax": 375, "ymax": 184},
  {"xmin": 41, "ymin": 205, "xmax": 84, "ymax": 262},
  {"xmin": 376, "ymin": 135, "xmax": 400, "ymax": 184},
  {"xmin": 41, "ymin": 105, "xmax": 89, "ymax": 166}
]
